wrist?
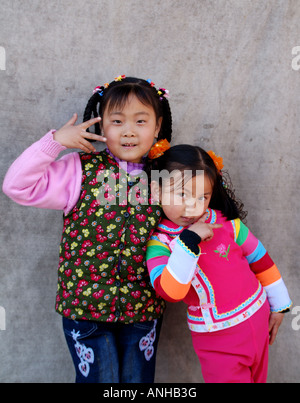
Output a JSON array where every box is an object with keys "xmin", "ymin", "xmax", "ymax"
[
  {"xmin": 40, "ymin": 130, "xmax": 66, "ymax": 157},
  {"xmin": 179, "ymin": 229, "xmax": 201, "ymax": 255}
]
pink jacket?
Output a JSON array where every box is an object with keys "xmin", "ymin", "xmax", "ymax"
[
  {"xmin": 3, "ymin": 131, "xmax": 145, "ymax": 213},
  {"xmin": 2, "ymin": 131, "xmax": 81, "ymax": 215}
]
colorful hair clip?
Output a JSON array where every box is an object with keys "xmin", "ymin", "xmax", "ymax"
[
  {"xmin": 148, "ymin": 139, "xmax": 171, "ymax": 160},
  {"xmin": 115, "ymin": 75, "xmax": 126, "ymax": 82},
  {"xmin": 93, "ymin": 86, "xmax": 104, "ymax": 96},
  {"xmin": 147, "ymin": 79, "xmax": 156, "ymax": 87},
  {"xmin": 207, "ymin": 150, "xmax": 224, "ymax": 172},
  {"xmin": 147, "ymin": 80, "xmax": 170, "ymax": 100},
  {"xmin": 93, "ymin": 83, "xmax": 110, "ymax": 97},
  {"xmin": 157, "ymin": 88, "xmax": 170, "ymax": 101}
]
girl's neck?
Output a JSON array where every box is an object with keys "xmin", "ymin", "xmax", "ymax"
[{"xmin": 106, "ymin": 148, "xmax": 145, "ymax": 175}]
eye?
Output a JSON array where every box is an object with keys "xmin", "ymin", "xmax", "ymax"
[
  {"xmin": 137, "ymin": 120, "xmax": 146, "ymax": 124},
  {"xmin": 112, "ymin": 120, "xmax": 122, "ymax": 125}
]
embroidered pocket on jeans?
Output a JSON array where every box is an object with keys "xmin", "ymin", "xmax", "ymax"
[
  {"xmin": 139, "ymin": 319, "xmax": 157, "ymax": 361},
  {"xmin": 71, "ymin": 329, "xmax": 95, "ymax": 378}
]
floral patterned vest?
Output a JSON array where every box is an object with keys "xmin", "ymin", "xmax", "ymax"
[{"xmin": 55, "ymin": 151, "xmax": 165, "ymax": 323}]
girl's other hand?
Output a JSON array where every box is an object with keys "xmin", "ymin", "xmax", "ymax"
[
  {"xmin": 53, "ymin": 114, "xmax": 106, "ymax": 153},
  {"xmin": 269, "ymin": 312, "xmax": 284, "ymax": 345},
  {"xmin": 189, "ymin": 217, "xmax": 222, "ymax": 242}
]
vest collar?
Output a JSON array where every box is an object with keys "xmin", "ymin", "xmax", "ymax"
[{"xmin": 105, "ymin": 148, "xmax": 146, "ymax": 175}]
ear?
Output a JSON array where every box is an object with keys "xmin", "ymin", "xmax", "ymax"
[
  {"xmin": 155, "ymin": 117, "xmax": 163, "ymax": 139},
  {"xmin": 150, "ymin": 180, "xmax": 160, "ymax": 203}
]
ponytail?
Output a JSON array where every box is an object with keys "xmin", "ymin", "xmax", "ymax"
[
  {"xmin": 158, "ymin": 97, "xmax": 172, "ymax": 143},
  {"xmin": 83, "ymin": 92, "xmax": 102, "ymax": 135}
]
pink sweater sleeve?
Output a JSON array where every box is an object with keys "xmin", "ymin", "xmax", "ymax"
[{"xmin": 2, "ymin": 130, "xmax": 82, "ymax": 215}]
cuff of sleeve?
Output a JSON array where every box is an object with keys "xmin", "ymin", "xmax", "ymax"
[
  {"xmin": 179, "ymin": 229, "xmax": 201, "ymax": 255},
  {"xmin": 40, "ymin": 130, "xmax": 67, "ymax": 157},
  {"xmin": 265, "ymin": 278, "xmax": 292, "ymax": 313},
  {"xmin": 278, "ymin": 308, "xmax": 290, "ymax": 314}
]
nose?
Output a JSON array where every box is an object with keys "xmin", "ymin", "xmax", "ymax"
[
  {"xmin": 184, "ymin": 198, "xmax": 197, "ymax": 215},
  {"xmin": 123, "ymin": 131, "xmax": 136, "ymax": 137},
  {"xmin": 122, "ymin": 123, "xmax": 136, "ymax": 137},
  {"xmin": 184, "ymin": 198, "xmax": 203, "ymax": 217}
]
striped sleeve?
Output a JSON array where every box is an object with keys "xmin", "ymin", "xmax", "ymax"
[
  {"xmin": 233, "ymin": 219, "xmax": 292, "ymax": 313},
  {"xmin": 146, "ymin": 233, "xmax": 200, "ymax": 302}
]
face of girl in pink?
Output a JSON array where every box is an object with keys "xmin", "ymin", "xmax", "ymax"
[
  {"xmin": 153, "ymin": 172, "xmax": 213, "ymax": 227},
  {"xmin": 102, "ymin": 94, "xmax": 162, "ymax": 163}
]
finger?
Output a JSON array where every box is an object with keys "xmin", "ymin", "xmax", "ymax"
[
  {"xmin": 269, "ymin": 327, "xmax": 278, "ymax": 345},
  {"xmin": 79, "ymin": 138, "xmax": 96, "ymax": 153},
  {"xmin": 83, "ymin": 132, "xmax": 107, "ymax": 143},
  {"xmin": 79, "ymin": 144, "xmax": 96, "ymax": 154},
  {"xmin": 63, "ymin": 113, "xmax": 78, "ymax": 128},
  {"xmin": 269, "ymin": 317, "xmax": 280, "ymax": 345},
  {"xmin": 209, "ymin": 224, "xmax": 223, "ymax": 229},
  {"xmin": 199, "ymin": 213, "xmax": 209, "ymax": 223},
  {"xmin": 81, "ymin": 117, "xmax": 101, "ymax": 130}
]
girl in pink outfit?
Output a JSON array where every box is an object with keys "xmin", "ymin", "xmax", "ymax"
[
  {"xmin": 146, "ymin": 144, "xmax": 292, "ymax": 383},
  {"xmin": 3, "ymin": 76, "xmax": 173, "ymax": 383}
]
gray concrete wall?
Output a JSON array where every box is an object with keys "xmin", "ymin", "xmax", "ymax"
[{"xmin": 0, "ymin": 0, "xmax": 299, "ymax": 383}]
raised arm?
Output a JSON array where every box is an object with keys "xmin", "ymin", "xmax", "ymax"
[
  {"xmin": 3, "ymin": 115, "xmax": 106, "ymax": 215},
  {"xmin": 2, "ymin": 130, "xmax": 81, "ymax": 214},
  {"xmin": 147, "ymin": 221, "xmax": 222, "ymax": 302},
  {"xmin": 147, "ymin": 230, "xmax": 201, "ymax": 302}
]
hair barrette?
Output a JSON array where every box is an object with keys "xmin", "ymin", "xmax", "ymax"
[
  {"xmin": 157, "ymin": 88, "xmax": 170, "ymax": 101},
  {"xmin": 146, "ymin": 79, "xmax": 156, "ymax": 87},
  {"xmin": 148, "ymin": 139, "xmax": 171, "ymax": 160},
  {"xmin": 207, "ymin": 150, "xmax": 224, "ymax": 172},
  {"xmin": 93, "ymin": 83, "xmax": 109, "ymax": 96},
  {"xmin": 147, "ymin": 79, "xmax": 170, "ymax": 100},
  {"xmin": 115, "ymin": 75, "xmax": 126, "ymax": 82}
]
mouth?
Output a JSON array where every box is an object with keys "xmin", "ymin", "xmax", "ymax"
[
  {"xmin": 180, "ymin": 216, "xmax": 197, "ymax": 224},
  {"xmin": 122, "ymin": 143, "xmax": 137, "ymax": 148}
]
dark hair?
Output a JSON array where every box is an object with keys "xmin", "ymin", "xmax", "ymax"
[
  {"xmin": 83, "ymin": 77, "xmax": 172, "ymax": 142},
  {"xmin": 149, "ymin": 144, "xmax": 247, "ymax": 222}
]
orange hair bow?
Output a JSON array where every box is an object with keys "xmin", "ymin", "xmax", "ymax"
[
  {"xmin": 148, "ymin": 139, "xmax": 171, "ymax": 160},
  {"xmin": 207, "ymin": 150, "xmax": 224, "ymax": 172}
]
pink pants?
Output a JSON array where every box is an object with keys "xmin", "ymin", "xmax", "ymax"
[{"xmin": 191, "ymin": 301, "xmax": 270, "ymax": 383}]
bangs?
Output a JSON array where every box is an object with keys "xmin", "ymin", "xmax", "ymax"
[
  {"xmin": 104, "ymin": 85, "xmax": 160, "ymax": 118},
  {"xmin": 156, "ymin": 168, "xmax": 202, "ymax": 192}
]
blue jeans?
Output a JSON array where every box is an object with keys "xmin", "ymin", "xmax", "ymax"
[{"xmin": 62, "ymin": 317, "xmax": 163, "ymax": 383}]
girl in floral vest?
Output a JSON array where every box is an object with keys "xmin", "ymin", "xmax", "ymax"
[
  {"xmin": 3, "ymin": 76, "xmax": 172, "ymax": 383},
  {"xmin": 146, "ymin": 144, "xmax": 292, "ymax": 383}
]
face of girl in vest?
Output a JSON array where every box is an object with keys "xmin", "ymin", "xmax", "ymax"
[
  {"xmin": 152, "ymin": 172, "xmax": 213, "ymax": 227},
  {"xmin": 101, "ymin": 94, "xmax": 162, "ymax": 163}
]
